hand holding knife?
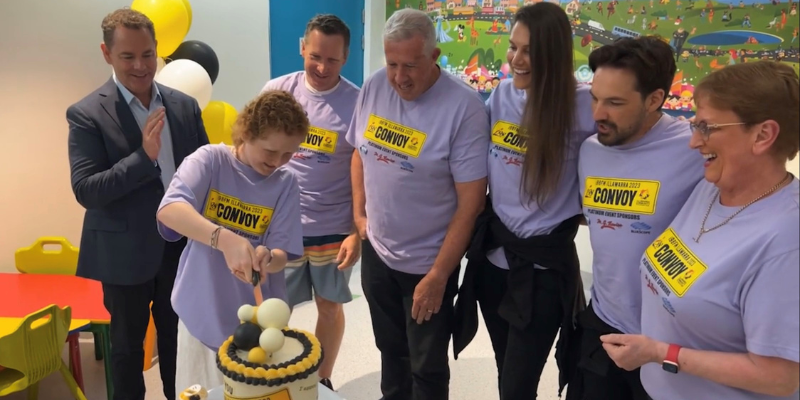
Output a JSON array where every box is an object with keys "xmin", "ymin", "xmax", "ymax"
[{"xmin": 251, "ymin": 245, "xmax": 273, "ymax": 305}]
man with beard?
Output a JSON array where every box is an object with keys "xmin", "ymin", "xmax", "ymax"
[{"xmin": 566, "ymin": 36, "xmax": 705, "ymax": 400}]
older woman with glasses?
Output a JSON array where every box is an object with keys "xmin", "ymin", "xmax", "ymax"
[{"xmin": 599, "ymin": 60, "xmax": 800, "ymax": 400}]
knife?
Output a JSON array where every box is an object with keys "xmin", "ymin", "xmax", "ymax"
[{"xmin": 252, "ymin": 270, "xmax": 264, "ymax": 306}]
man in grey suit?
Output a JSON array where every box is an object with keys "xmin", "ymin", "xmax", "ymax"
[{"xmin": 67, "ymin": 9, "xmax": 209, "ymax": 400}]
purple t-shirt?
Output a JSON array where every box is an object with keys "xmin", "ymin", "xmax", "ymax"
[
  {"xmin": 484, "ymin": 80, "xmax": 596, "ymax": 269},
  {"xmin": 639, "ymin": 178, "xmax": 800, "ymax": 400},
  {"xmin": 345, "ymin": 67, "xmax": 489, "ymax": 274},
  {"xmin": 262, "ymin": 72, "xmax": 360, "ymax": 237},
  {"xmin": 158, "ymin": 144, "xmax": 304, "ymax": 350},
  {"xmin": 578, "ymin": 114, "xmax": 705, "ymax": 335}
]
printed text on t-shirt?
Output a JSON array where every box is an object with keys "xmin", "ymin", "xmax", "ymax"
[
  {"xmin": 491, "ymin": 120, "xmax": 526, "ymax": 155},
  {"xmin": 643, "ymin": 228, "xmax": 707, "ymax": 297},
  {"xmin": 364, "ymin": 114, "xmax": 427, "ymax": 158},
  {"xmin": 583, "ymin": 177, "xmax": 660, "ymax": 215},
  {"xmin": 301, "ymin": 126, "xmax": 338, "ymax": 154},
  {"xmin": 203, "ymin": 189, "xmax": 273, "ymax": 239}
]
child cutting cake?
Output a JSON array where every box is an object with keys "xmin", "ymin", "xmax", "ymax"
[{"xmin": 156, "ymin": 90, "xmax": 307, "ymax": 394}]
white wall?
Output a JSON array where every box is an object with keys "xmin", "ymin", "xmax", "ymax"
[
  {"xmin": 364, "ymin": 0, "xmax": 387, "ymax": 79},
  {"xmin": 0, "ymin": 0, "xmax": 270, "ymax": 271}
]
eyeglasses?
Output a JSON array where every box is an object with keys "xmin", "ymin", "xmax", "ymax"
[{"xmin": 689, "ymin": 121, "xmax": 746, "ymax": 140}]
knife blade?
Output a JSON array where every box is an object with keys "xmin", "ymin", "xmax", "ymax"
[{"xmin": 252, "ymin": 271, "xmax": 263, "ymax": 305}]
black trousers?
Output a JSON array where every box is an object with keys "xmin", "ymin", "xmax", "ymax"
[
  {"xmin": 566, "ymin": 302, "xmax": 651, "ymax": 400},
  {"xmin": 475, "ymin": 256, "xmax": 564, "ymax": 400},
  {"xmin": 101, "ymin": 240, "xmax": 183, "ymax": 400},
  {"xmin": 361, "ymin": 240, "xmax": 459, "ymax": 400}
]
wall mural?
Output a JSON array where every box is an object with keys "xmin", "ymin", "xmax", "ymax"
[{"xmin": 386, "ymin": 0, "xmax": 799, "ymax": 114}]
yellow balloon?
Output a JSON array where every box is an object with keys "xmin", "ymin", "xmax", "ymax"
[
  {"xmin": 202, "ymin": 101, "xmax": 238, "ymax": 145},
  {"xmin": 131, "ymin": 0, "xmax": 190, "ymax": 58},
  {"xmin": 180, "ymin": 0, "xmax": 193, "ymax": 33}
]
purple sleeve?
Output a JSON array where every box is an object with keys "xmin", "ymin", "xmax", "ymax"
[
  {"xmin": 741, "ymin": 250, "xmax": 800, "ymax": 363},
  {"xmin": 449, "ymin": 102, "xmax": 490, "ymax": 183},
  {"xmin": 345, "ymin": 87, "xmax": 366, "ymax": 148},
  {"xmin": 263, "ymin": 172, "xmax": 304, "ymax": 261},
  {"xmin": 157, "ymin": 146, "xmax": 214, "ymax": 242},
  {"xmin": 573, "ymin": 86, "xmax": 598, "ymax": 143}
]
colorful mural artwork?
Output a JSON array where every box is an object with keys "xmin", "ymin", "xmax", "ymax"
[{"xmin": 386, "ymin": 0, "xmax": 799, "ymax": 112}]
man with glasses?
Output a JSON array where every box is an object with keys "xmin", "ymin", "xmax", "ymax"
[{"xmin": 567, "ymin": 36, "xmax": 705, "ymax": 400}]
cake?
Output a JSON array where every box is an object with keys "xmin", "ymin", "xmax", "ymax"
[{"xmin": 215, "ymin": 298, "xmax": 324, "ymax": 400}]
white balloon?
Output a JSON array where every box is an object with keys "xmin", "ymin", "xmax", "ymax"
[
  {"xmin": 156, "ymin": 57, "xmax": 166, "ymax": 76},
  {"xmin": 155, "ymin": 59, "xmax": 213, "ymax": 110}
]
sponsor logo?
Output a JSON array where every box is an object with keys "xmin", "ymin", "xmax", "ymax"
[
  {"xmin": 400, "ymin": 161, "xmax": 415, "ymax": 172},
  {"xmin": 491, "ymin": 120, "xmax": 526, "ymax": 154},
  {"xmin": 301, "ymin": 126, "xmax": 338, "ymax": 154},
  {"xmin": 203, "ymin": 190, "xmax": 272, "ymax": 240},
  {"xmin": 583, "ymin": 177, "xmax": 661, "ymax": 215},
  {"xmin": 364, "ymin": 114, "xmax": 427, "ymax": 158},
  {"xmin": 644, "ymin": 228, "xmax": 708, "ymax": 297},
  {"xmin": 631, "ymin": 221, "xmax": 652, "ymax": 234}
]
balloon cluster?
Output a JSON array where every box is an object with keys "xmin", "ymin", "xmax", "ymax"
[
  {"xmin": 234, "ymin": 298, "xmax": 292, "ymax": 364},
  {"xmin": 130, "ymin": 0, "xmax": 237, "ymax": 145}
]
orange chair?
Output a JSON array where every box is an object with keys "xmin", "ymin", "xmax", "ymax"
[{"xmin": 143, "ymin": 304, "xmax": 157, "ymax": 371}]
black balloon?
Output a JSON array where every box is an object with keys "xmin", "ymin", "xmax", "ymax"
[
  {"xmin": 233, "ymin": 322, "xmax": 262, "ymax": 351},
  {"xmin": 166, "ymin": 40, "xmax": 220, "ymax": 84}
]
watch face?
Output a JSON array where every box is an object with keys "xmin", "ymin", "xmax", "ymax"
[{"xmin": 662, "ymin": 362, "xmax": 679, "ymax": 374}]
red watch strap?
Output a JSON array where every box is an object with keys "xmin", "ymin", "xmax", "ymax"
[{"xmin": 666, "ymin": 343, "xmax": 682, "ymax": 363}]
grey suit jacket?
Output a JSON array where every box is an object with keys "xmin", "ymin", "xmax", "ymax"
[{"xmin": 67, "ymin": 78, "xmax": 209, "ymax": 286}]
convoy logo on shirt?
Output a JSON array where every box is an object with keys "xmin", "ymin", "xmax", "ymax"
[
  {"xmin": 491, "ymin": 120, "xmax": 526, "ymax": 155},
  {"xmin": 583, "ymin": 177, "xmax": 661, "ymax": 215},
  {"xmin": 364, "ymin": 114, "xmax": 427, "ymax": 158},
  {"xmin": 643, "ymin": 228, "xmax": 707, "ymax": 298},
  {"xmin": 301, "ymin": 126, "xmax": 338, "ymax": 154},
  {"xmin": 204, "ymin": 189, "xmax": 273, "ymax": 238}
]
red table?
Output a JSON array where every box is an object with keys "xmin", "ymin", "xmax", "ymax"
[
  {"xmin": 0, "ymin": 273, "xmax": 109, "ymax": 322},
  {"xmin": 0, "ymin": 273, "xmax": 112, "ymax": 399}
]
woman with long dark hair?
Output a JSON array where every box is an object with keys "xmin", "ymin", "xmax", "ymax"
[{"xmin": 453, "ymin": 3, "xmax": 596, "ymax": 399}]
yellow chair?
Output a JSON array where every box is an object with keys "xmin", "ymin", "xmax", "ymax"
[
  {"xmin": 14, "ymin": 237, "xmax": 159, "ymax": 372},
  {"xmin": 14, "ymin": 237, "xmax": 79, "ymax": 275},
  {"xmin": 0, "ymin": 304, "xmax": 87, "ymax": 400}
]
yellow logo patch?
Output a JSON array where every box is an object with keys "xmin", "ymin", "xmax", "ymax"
[
  {"xmin": 491, "ymin": 120, "xmax": 526, "ymax": 153},
  {"xmin": 203, "ymin": 189, "xmax": 273, "ymax": 236},
  {"xmin": 363, "ymin": 114, "xmax": 427, "ymax": 158},
  {"xmin": 645, "ymin": 228, "xmax": 707, "ymax": 297},
  {"xmin": 583, "ymin": 177, "xmax": 660, "ymax": 215},
  {"xmin": 301, "ymin": 126, "xmax": 338, "ymax": 154}
]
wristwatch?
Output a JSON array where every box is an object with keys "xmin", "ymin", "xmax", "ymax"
[{"xmin": 662, "ymin": 343, "xmax": 681, "ymax": 374}]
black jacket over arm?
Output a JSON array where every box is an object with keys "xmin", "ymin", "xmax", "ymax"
[{"xmin": 453, "ymin": 195, "xmax": 586, "ymax": 396}]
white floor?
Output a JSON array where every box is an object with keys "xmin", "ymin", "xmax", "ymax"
[{"xmin": 5, "ymin": 258, "xmax": 593, "ymax": 400}]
